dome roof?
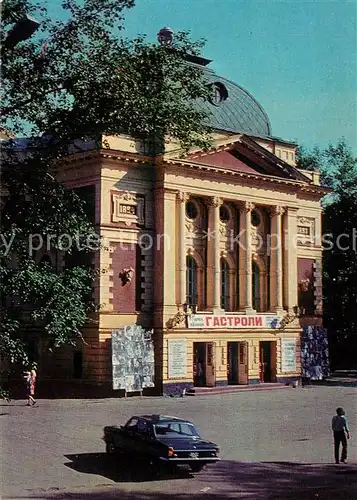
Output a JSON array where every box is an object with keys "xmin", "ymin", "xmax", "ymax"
[{"xmin": 187, "ymin": 55, "xmax": 271, "ymax": 137}]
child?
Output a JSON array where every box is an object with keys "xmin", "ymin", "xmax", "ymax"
[{"xmin": 332, "ymin": 407, "xmax": 350, "ymax": 464}]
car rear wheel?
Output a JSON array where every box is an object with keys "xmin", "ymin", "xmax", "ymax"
[{"xmin": 190, "ymin": 464, "xmax": 204, "ymax": 473}]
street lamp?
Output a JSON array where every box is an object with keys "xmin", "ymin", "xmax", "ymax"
[{"xmin": 4, "ymin": 14, "xmax": 40, "ymax": 49}]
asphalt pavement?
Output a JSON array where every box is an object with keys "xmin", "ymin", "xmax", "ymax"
[{"xmin": 1, "ymin": 385, "xmax": 356, "ymax": 499}]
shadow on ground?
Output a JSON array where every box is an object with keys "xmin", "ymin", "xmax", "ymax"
[
  {"xmin": 64, "ymin": 452, "xmax": 192, "ymax": 482},
  {"xmin": 5, "ymin": 459, "xmax": 357, "ymax": 499}
]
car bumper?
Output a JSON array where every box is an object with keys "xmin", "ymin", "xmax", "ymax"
[{"xmin": 158, "ymin": 457, "xmax": 220, "ymax": 463}]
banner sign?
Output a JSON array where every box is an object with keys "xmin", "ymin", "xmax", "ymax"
[
  {"xmin": 281, "ymin": 338, "xmax": 297, "ymax": 372},
  {"xmin": 187, "ymin": 314, "xmax": 282, "ymax": 329}
]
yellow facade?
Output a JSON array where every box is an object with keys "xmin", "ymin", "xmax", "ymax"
[{"xmin": 51, "ymin": 131, "xmax": 326, "ymax": 395}]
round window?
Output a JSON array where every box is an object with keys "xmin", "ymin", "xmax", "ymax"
[
  {"xmin": 186, "ymin": 201, "xmax": 198, "ymax": 219},
  {"xmin": 251, "ymin": 210, "xmax": 261, "ymax": 227},
  {"xmin": 219, "ymin": 205, "xmax": 230, "ymax": 222},
  {"xmin": 208, "ymin": 82, "xmax": 228, "ymax": 107}
]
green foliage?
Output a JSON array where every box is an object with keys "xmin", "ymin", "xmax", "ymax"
[
  {"xmin": 296, "ymin": 139, "xmax": 357, "ymax": 200},
  {"xmin": 298, "ymin": 140, "xmax": 357, "ymax": 366},
  {"xmin": 2, "ymin": 1, "xmax": 212, "ymax": 151},
  {"xmin": 296, "ymin": 145, "xmax": 324, "ymax": 173},
  {"xmin": 1, "ymin": 0, "xmax": 213, "ymax": 394}
]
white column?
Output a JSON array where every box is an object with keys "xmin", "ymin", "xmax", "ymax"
[
  {"xmin": 269, "ymin": 206, "xmax": 284, "ymax": 313},
  {"xmin": 177, "ymin": 192, "xmax": 189, "ymax": 306},
  {"xmin": 283, "ymin": 207, "xmax": 298, "ymax": 313},
  {"xmin": 212, "ymin": 196, "xmax": 223, "ymax": 311},
  {"xmin": 244, "ymin": 202, "xmax": 254, "ymax": 312}
]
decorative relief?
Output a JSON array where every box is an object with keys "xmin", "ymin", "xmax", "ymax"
[
  {"xmin": 112, "ymin": 191, "xmax": 145, "ymax": 226},
  {"xmin": 296, "ymin": 216, "xmax": 315, "ymax": 246},
  {"xmin": 251, "ymin": 227, "xmax": 265, "ymax": 249}
]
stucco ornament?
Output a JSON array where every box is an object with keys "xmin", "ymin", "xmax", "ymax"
[
  {"xmin": 119, "ymin": 267, "xmax": 134, "ymax": 286},
  {"xmin": 166, "ymin": 305, "xmax": 193, "ymax": 329},
  {"xmin": 299, "ymin": 278, "xmax": 310, "ymax": 292}
]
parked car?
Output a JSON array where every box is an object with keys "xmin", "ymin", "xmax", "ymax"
[{"xmin": 103, "ymin": 414, "xmax": 220, "ymax": 473}]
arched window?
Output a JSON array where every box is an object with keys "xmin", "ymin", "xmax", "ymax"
[
  {"xmin": 186, "ymin": 256, "xmax": 198, "ymax": 307},
  {"xmin": 252, "ymin": 262, "xmax": 260, "ymax": 312},
  {"xmin": 221, "ymin": 258, "xmax": 230, "ymax": 311}
]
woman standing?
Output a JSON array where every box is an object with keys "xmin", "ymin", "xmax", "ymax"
[{"xmin": 24, "ymin": 364, "xmax": 37, "ymax": 406}]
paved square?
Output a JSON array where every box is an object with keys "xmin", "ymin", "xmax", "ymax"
[{"xmin": 1, "ymin": 385, "xmax": 356, "ymax": 499}]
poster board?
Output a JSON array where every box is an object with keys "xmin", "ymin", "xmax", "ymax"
[
  {"xmin": 281, "ymin": 338, "xmax": 297, "ymax": 372},
  {"xmin": 168, "ymin": 339, "xmax": 187, "ymax": 378},
  {"xmin": 112, "ymin": 325, "xmax": 155, "ymax": 392}
]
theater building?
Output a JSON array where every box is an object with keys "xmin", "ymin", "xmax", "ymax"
[{"xmin": 38, "ymin": 50, "xmax": 327, "ymax": 396}]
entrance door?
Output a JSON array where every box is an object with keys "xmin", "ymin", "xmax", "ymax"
[
  {"xmin": 193, "ymin": 343, "xmax": 206, "ymax": 387},
  {"xmin": 227, "ymin": 342, "xmax": 239, "ymax": 384},
  {"xmin": 259, "ymin": 341, "xmax": 276, "ymax": 382},
  {"xmin": 205, "ymin": 342, "xmax": 216, "ymax": 387},
  {"xmin": 227, "ymin": 342, "xmax": 248, "ymax": 385},
  {"xmin": 238, "ymin": 342, "xmax": 248, "ymax": 385}
]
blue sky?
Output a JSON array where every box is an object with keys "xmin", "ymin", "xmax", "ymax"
[{"xmin": 45, "ymin": 0, "xmax": 356, "ymax": 151}]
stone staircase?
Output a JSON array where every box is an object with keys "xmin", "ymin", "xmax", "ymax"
[{"xmin": 186, "ymin": 382, "xmax": 290, "ymax": 396}]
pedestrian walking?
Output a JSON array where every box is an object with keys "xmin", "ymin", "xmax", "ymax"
[
  {"xmin": 332, "ymin": 407, "xmax": 350, "ymax": 464},
  {"xmin": 23, "ymin": 364, "xmax": 37, "ymax": 406}
]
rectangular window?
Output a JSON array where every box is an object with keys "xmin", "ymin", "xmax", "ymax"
[{"xmin": 186, "ymin": 256, "xmax": 198, "ymax": 306}]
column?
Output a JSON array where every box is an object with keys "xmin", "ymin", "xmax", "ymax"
[
  {"xmin": 283, "ymin": 207, "xmax": 298, "ymax": 313},
  {"xmin": 269, "ymin": 206, "xmax": 284, "ymax": 313},
  {"xmin": 244, "ymin": 202, "xmax": 254, "ymax": 312},
  {"xmin": 177, "ymin": 192, "xmax": 189, "ymax": 306},
  {"xmin": 213, "ymin": 197, "xmax": 222, "ymax": 310},
  {"xmin": 207, "ymin": 196, "xmax": 222, "ymax": 311}
]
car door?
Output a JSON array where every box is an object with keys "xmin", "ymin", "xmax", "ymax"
[
  {"xmin": 121, "ymin": 417, "xmax": 139, "ymax": 453},
  {"xmin": 135, "ymin": 419, "xmax": 152, "ymax": 457}
]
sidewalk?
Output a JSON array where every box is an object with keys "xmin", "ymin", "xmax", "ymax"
[{"xmin": 310, "ymin": 370, "xmax": 357, "ymax": 387}]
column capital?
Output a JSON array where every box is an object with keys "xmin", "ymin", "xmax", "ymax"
[
  {"xmin": 177, "ymin": 191, "xmax": 190, "ymax": 203},
  {"xmin": 238, "ymin": 201, "xmax": 255, "ymax": 213},
  {"xmin": 207, "ymin": 196, "xmax": 223, "ymax": 208},
  {"xmin": 269, "ymin": 205, "xmax": 285, "ymax": 217}
]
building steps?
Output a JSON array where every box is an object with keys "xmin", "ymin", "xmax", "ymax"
[{"xmin": 186, "ymin": 383, "xmax": 290, "ymax": 396}]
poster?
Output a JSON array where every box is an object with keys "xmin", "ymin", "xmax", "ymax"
[
  {"xmin": 168, "ymin": 339, "xmax": 187, "ymax": 378},
  {"xmin": 301, "ymin": 326, "xmax": 329, "ymax": 380},
  {"xmin": 281, "ymin": 339, "xmax": 297, "ymax": 372},
  {"xmin": 112, "ymin": 325, "xmax": 155, "ymax": 392}
]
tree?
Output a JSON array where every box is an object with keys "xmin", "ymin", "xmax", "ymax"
[
  {"xmin": 0, "ymin": 0, "xmax": 213, "ymax": 395},
  {"xmin": 298, "ymin": 139, "xmax": 357, "ymax": 369}
]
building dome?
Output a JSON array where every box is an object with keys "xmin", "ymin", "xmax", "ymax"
[
  {"xmin": 202, "ymin": 67, "xmax": 271, "ymax": 137},
  {"xmin": 185, "ymin": 54, "xmax": 271, "ymax": 137}
]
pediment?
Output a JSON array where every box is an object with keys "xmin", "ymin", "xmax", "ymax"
[{"xmin": 185, "ymin": 134, "xmax": 310, "ymax": 182}]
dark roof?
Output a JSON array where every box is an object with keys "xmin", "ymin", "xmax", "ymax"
[
  {"xmin": 136, "ymin": 414, "xmax": 193, "ymax": 424},
  {"xmin": 195, "ymin": 64, "xmax": 271, "ymax": 137}
]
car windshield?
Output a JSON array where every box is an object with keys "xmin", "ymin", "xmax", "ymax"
[{"xmin": 154, "ymin": 421, "xmax": 200, "ymax": 438}]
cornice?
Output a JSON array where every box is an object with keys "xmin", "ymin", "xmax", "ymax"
[
  {"xmin": 100, "ymin": 148, "xmax": 155, "ymax": 165},
  {"xmin": 163, "ymin": 158, "xmax": 329, "ymax": 197}
]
